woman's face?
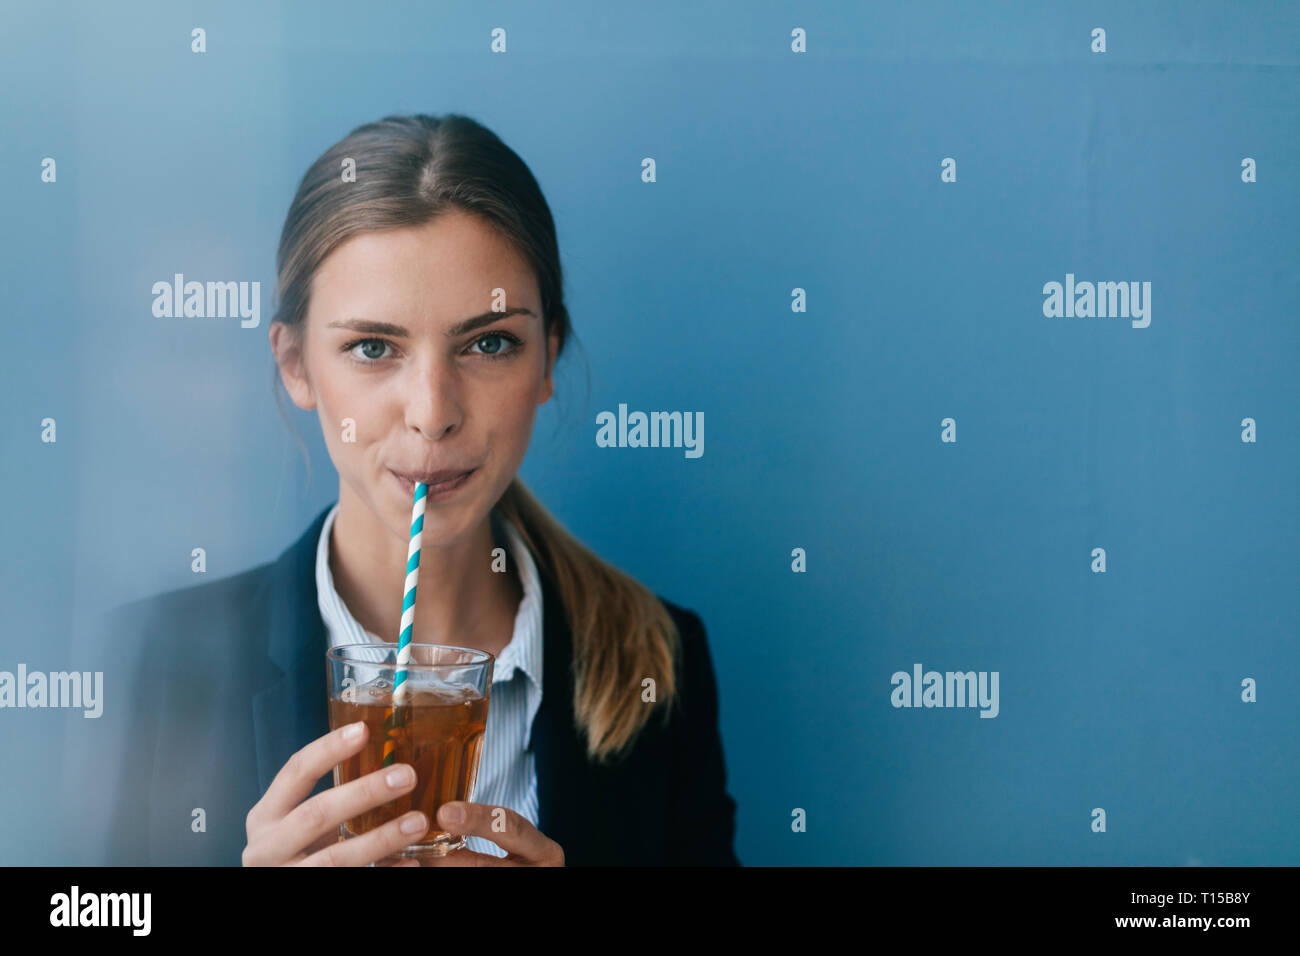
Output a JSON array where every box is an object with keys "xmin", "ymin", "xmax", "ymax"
[{"xmin": 271, "ymin": 209, "xmax": 558, "ymax": 544}]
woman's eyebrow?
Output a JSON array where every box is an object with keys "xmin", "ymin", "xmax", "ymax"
[{"xmin": 327, "ymin": 308, "xmax": 535, "ymax": 339}]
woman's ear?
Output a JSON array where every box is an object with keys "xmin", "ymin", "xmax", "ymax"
[
  {"xmin": 269, "ymin": 322, "xmax": 317, "ymax": 411},
  {"xmin": 538, "ymin": 325, "xmax": 559, "ymax": 405}
]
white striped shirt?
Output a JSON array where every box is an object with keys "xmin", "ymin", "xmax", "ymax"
[{"xmin": 314, "ymin": 502, "xmax": 544, "ymax": 857}]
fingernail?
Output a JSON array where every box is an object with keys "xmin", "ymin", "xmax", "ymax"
[
  {"xmin": 400, "ymin": 812, "xmax": 427, "ymax": 835},
  {"xmin": 440, "ymin": 803, "xmax": 464, "ymax": 825},
  {"xmin": 386, "ymin": 766, "xmax": 413, "ymax": 788},
  {"xmin": 343, "ymin": 721, "xmax": 364, "ymax": 739}
]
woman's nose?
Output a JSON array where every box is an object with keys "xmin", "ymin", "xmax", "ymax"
[{"xmin": 405, "ymin": 362, "xmax": 465, "ymax": 439}]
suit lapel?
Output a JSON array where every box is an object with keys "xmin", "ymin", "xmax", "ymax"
[
  {"xmin": 529, "ymin": 563, "xmax": 664, "ymax": 864},
  {"xmin": 530, "ymin": 560, "xmax": 584, "ymax": 850},
  {"xmin": 252, "ymin": 505, "xmax": 333, "ymax": 799}
]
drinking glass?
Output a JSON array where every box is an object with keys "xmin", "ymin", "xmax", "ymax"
[{"xmin": 326, "ymin": 643, "xmax": 494, "ymax": 859}]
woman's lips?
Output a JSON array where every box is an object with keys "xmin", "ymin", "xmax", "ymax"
[{"xmin": 391, "ymin": 468, "xmax": 476, "ymax": 501}]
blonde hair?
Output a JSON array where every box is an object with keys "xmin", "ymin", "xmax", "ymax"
[{"xmin": 496, "ymin": 478, "xmax": 680, "ymax": 762}]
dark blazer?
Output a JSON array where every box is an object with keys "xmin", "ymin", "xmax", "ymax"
[{"xmin": 99, "ymin": 504, "xmax": 740, "ymax": 866}]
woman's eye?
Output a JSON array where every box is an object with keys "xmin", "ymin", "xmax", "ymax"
[
  {"xmin": 468, "ymin": 332, "xmax": 520, "ymax": 358},
  {"xmin": 347, "ymin": 338, "xmax": 391, "ymax": 361}
]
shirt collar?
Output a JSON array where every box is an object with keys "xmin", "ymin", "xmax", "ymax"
[{"xmin": 314, "ymin": 501, "xmax": 543, "ymax": 691}]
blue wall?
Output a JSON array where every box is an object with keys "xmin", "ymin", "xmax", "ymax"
[{"xmin": 2, "ymin": 0, "xmax": 1297, "ymax": 865}]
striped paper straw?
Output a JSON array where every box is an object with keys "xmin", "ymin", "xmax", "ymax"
[{"xmin": 381, "ymin": 480, "xmax": 428, "ymax": 768}]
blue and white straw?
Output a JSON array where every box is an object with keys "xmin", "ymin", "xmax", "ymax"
[
  {"xmin": 394, "ymin": 480, "xmax": 429, "ymax": 702},
  {"xmin": 381, "ymin": 480, "xmax": 427, "ymax": 767}
]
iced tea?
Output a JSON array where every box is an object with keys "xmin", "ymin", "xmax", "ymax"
[{"xmin": 329, "ymin": 686, "xmax": 489, "ymax": 845}]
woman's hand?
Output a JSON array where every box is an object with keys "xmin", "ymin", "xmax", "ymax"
[
  {"xmin": 417, "ymin": 802, "xmax": 565, "ymax": 866},
  {"xmin": 242, "ymin": 721, "xmax": 428, "ymax": 866}
]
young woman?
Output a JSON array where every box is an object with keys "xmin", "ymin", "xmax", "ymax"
[{"xmin": 102, "ymin": 113, "xmax": 740, "ymax": 867}]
